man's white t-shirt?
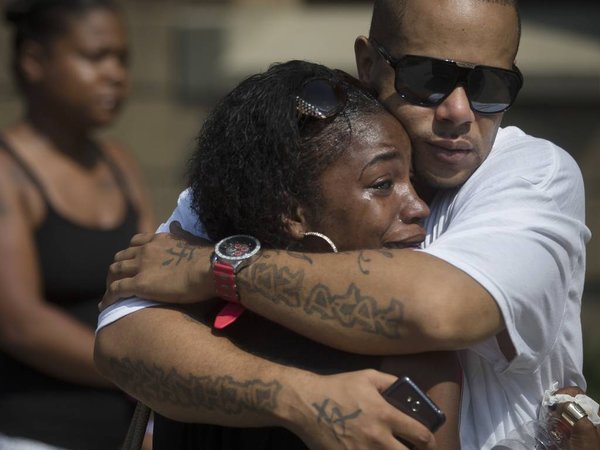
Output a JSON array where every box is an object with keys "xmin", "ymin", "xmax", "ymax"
[
  {"xmin": 420, "ymin": 126, "xmax": 590, "ymax": 449},
  {"xmin": 97, "ymin": 126, "xmax": 591, "ymax": 450}
]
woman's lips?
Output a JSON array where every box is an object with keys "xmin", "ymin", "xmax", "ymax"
[
  {"xmin": 383, "ymin": 228, "xmax": 426, "ymax": 249},
  {"xmin": 383, "ymin": 241, "xmax": 422, "ymax": 249},
  {"xmin": 97, "ymin": 92, "xmax": 124, "ymax": 112}
]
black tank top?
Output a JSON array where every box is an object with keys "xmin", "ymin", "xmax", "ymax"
[{"xmin": 0, "ymin": 137, "xmax": 139, "ymax": 449}]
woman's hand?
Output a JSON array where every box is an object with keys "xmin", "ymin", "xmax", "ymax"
[{"xmin": 100, "ymin": 221, "xmax": 214, "ymax": 310}]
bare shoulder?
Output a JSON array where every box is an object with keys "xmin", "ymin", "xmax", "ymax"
[
  {"xmin": 0, "ymin": 147, "xmax": 41, "ymax": 229},
  {"xmin": 98, "ymin": 137, "xmax": 147, "ymax": 194},
  {"xmin": 100, "ymin": 137, "xmax": 141, "ymax": 172},
  {"xmin": 0, "ymin": 149, "xmax": 32, "ymax": 196},
  {"xmin": 99, "ymin": 137, "xmax": 156, "ymax": 232},
  {"xmin": 0, "ymin": 125, "xmax": 46, "ymax": 196}
]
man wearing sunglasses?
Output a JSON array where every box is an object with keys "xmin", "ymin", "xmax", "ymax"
[{"xmin": 95, "ymin": 1, "xmax": 592, "ymax": 449}]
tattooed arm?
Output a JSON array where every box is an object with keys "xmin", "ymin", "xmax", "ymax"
[
  {"xmin": 94, "ymin": 304, "xmax": 441, "ymax": 450},
  {"xmin": 237, "ymin": 248, "xmax": 500, "ymax": 354},
  {"xmin": 103, "ymin": 230, "xmax": 500, "ymax": 355}
]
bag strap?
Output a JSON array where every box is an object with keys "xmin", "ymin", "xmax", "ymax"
[{"xmin": 121, "ymin": 401, "xmax": 152, "ymax": 450}]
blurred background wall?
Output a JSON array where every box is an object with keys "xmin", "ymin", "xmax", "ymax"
[{"xmin": 1, "ymin": 0, "xmax": 598, "ymax": 393}]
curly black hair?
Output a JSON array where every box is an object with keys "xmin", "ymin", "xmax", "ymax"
[
  {"xmin": 4, "ymin": 0, "xmax": 120, "ymax": 89},
  {"xmin": 187, "ymin": 60, "xmax": 387, "ymax": 248}
]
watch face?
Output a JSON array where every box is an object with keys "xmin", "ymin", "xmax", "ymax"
[{"xmin": 215, "ymin": 235, "xmax": 261, "ymax": 262}]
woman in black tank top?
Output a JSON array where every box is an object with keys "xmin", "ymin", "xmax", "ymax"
[{"xmin": 0, "ymin": 1, "xmax": 155, "ymax": 449}]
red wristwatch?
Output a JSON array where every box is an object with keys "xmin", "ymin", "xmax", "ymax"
[{"xmin": 211, "ymin": 235, "xmax": 261, "ymax": 328}]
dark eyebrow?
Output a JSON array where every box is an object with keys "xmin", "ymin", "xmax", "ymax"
[{"xmin": 359, "ymin": 149, "xmax": 403, "ymax": 180}]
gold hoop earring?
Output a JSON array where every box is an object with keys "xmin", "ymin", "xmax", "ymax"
[{"xmin": 303, "ymin": 231, "xmax": 338, "ymax": 253}]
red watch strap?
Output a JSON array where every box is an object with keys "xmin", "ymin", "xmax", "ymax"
[
  {"xmin": 213, "ymin": 261, "xmax": 240, "ymax": 304},
  {"xmin": 214, "ymin": 303, "xmax": 246, "ymax": 329},
  {"xmin": 213, "ymin": 261, "xmax": 245, "ymax": 329}
]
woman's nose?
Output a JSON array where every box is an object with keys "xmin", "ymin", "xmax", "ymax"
[
  {"xmin": 103, "ymin": 54, "xmax": 128, "ymax": 85},
  {"xmin": 400, "ymin": 186, "xmax": 430, "ymax": 224}
]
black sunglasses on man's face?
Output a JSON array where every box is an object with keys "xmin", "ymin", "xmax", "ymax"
[{"xmin": 371, "ymin": 40, "xmax": 523, "ymax": 114}]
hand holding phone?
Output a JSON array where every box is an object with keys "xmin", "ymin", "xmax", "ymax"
[{"xmin": 383, "ymin": 376, "xmax": 447, "ymax": 448}]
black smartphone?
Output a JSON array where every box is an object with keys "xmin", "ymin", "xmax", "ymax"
[{"xmin": 382, "ymin": 376, "xmax": 446, "ymax": 433}]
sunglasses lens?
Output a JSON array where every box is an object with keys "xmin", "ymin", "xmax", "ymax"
[
  {"xmin": 299, "ymin": 78, "xmax": 346, "ymax": 118},
  {"xmin": 392, "ymin": 54, "xmax": 522, "ymax": 113},
  {"xmin": 468, "ymin": 68, "xmax": 522, "ymax": 113},
  {"xmin": 394, "ymin": 56, "xmax": 458, "ymax": 106}
]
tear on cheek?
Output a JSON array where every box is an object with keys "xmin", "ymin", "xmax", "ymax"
[{"xmin": 362, "ymin": 192, "xmax": 373, "ymax": 201}]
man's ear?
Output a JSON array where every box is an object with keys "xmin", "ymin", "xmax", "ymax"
[
  {"xmin": 20, "ymin": 41, "xmax": 47, "ymax": 85},
  {"xmin": 355, "ymin": 35, "xmax": 377, "ymax": 87},
  {"xmin": 282, "ymin": 205, "xmax": 311, "ymax": 241}
]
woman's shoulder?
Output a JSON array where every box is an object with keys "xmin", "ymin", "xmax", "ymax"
[
  {"xmin": 97, "ymin": 137, "xmax": 146, "ymax": 192},
  {"xmin": 0, "ymin": 149, "xmax": 20, "ymax": 188},
  {"xmin": 0, "ymin": 135, "xmax": 43, "ymax": 228},
  {"xmin": 98, "ymin": 137, "xmax": 138, "ymax": 170},
  {"xmin": 0, "ymin": 129, "xmax": 36, "ymax": 194},
  {"xmin": 97, "ymin": 136, "xmax": 156, "ymax": 232}
]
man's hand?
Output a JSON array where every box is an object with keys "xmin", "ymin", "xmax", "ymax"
[
  {"xmin": 100, "ymin": 221, "xmax": 214, "ymax": 310},
  {"xmin": 553, "ymin": 387, "xmax": 600, "ymax": 450},
  {"xmin": 290, "ymin": 369, "xmax": 439, "ymax": 450}
]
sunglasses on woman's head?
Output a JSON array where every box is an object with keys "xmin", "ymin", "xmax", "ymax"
[
  {"xmin": 296, "ymin": 77, "xmax": 348, "ymax": 120},
  {"xmin": 371, "ymin": 40, "xmax": 524, "ymax": 114}
]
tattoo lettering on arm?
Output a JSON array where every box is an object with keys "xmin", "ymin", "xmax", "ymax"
[
  {"xmin": 312, "ymin": 398, "xmax": 362, "ymax": 441},
  {"xmin": 286, "ymin": 251, "xmax": 314, "ymax": 265},
  {"xmin": 239, "ymin": 262, "xmax": 404, "ymax": 338},
  {"xmin": 239, "ymin": 261, "xmax": 305, "ymax": 308},
  {"xmin": 306, "ymin": 283, "xmax": 404, "ymax": 338},
  {"xmin": 108, "ymin": 357, "xmax": 282, "ymax": 415},
  {"xmin": 162, "ymin": 242, "xmax": 198, "ymax": 267},
  {"xmin": 357, "ymin": 249, "xmax": 394, "ymax": 275}
]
